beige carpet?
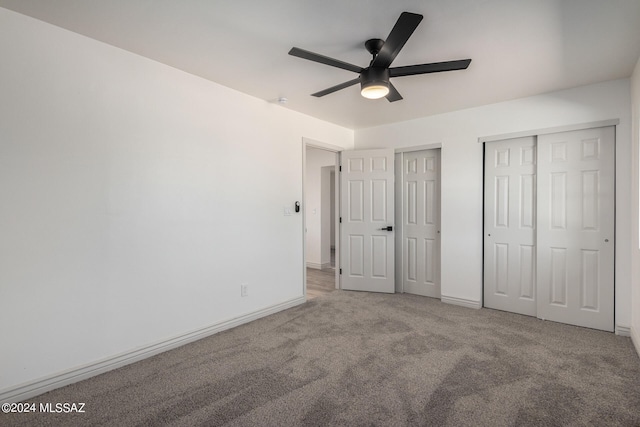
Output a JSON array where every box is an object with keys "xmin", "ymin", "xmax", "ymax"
[{"xmin": 2, "ymin": 290, "xmax": 639, "ymax": 426}]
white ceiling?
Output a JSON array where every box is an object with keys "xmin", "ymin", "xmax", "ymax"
[{"xmin": 2, "ymin": 0, "xmax": 640, "ymax": 129}]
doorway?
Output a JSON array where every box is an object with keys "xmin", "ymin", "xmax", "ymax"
[
  {"xmin": 304, "ymin": 144, "xmax": 339, "ymax": 299},
  {"xmin": 303, "ymin": 143, "xmax": 442, "ymax": 299}
]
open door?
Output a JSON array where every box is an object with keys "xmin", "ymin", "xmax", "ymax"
[{"xmin": 340, "ymin": 149, "xmax": 395, "ymax": 293}]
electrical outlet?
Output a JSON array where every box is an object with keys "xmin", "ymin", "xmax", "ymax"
[{"xmin": 241, "ymin": 283, "xmax": 248, "ymax": 297}]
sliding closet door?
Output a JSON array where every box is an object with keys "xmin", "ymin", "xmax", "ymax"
[
  {"xmin": 484, "ymin": 126, "xmax": 615, "ymax": 332},
  {"xmin": 402, "ymin": 149, "xmax": 440, "ymax": 298},
  {"xmin": 484, "ymin": 137, "xmax": 537, "ymax": 316},
  {"xmin": 537, "ymin": 127, "xmax": 615, "ymax": 332}
]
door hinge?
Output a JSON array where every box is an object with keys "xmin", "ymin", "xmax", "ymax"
[
  {"xmin": 339, "ymin": 165, "xmax": 342, "ymax": 172},
  {"xmin": 340, "ymin": 268, "xmax": 342, "ymax": 275},
  {"xmin": 339, "ymin": 217, "xmax": 342, "ymax": 223}
]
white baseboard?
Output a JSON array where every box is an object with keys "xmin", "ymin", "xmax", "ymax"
[
  {"xmin": 632, "ymin": 326, "xmax": 640, "ymax": 358},
  {"xmin": 306, "ymin": 262, "xmax": 330, "ymax": 270},
  {"xmin": 0, "ymin": 296, "xmax": 306, "ymax": 403},
  {"xmin": 615, "ymin": 325, "xmax": 631, "ymax": 337},
  {"xmin": 441, "ymin": 295, "xmax": 482, "ymax": 310}
]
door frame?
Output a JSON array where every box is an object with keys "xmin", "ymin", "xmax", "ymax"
[{"xmin": 302, "ymin": 138, "xmax": 342, "ymax": 297}]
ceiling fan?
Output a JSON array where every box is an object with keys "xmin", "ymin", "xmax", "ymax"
[{"xmin": 288, "ymin": 12, "xmax": 471, "ymax": 102}]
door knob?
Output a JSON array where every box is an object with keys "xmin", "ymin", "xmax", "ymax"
[{"xmin": 379, "ymin": 226, "xmax": 393, "ymax": 231}]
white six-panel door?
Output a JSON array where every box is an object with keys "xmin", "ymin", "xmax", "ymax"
[
  {"xmin": 483, "ymin": 127, "xmax": 615, "ymax": 332},
  {"xmin": 484, "ymin": 137, "xmax": 537, "ymax": 316},
  {"xmin": 340, "ymin": 149, "xmax": 395, "ymax": 293},
  {"xmin": 537, "ymin": 127, "xmax": 615, "ymax": 331},
  {"xmin": 403, "ymin": 150, "xmax": 441, "ymax": 298}
]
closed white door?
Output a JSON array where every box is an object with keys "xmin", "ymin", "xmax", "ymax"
[
  {"xmin": 483, "ymin": 127, "xmax": 615, "ymax": 332},
  {"xmin": 484, "ymin": 137, "xmax": 537, "ymax": 316},
  {"xmin": 403, "ymin": 149, "xmax": 441, "ymax": 298},
  {"xmin": 340, "ymin": 149, "xmax": 395, "ymax": 293},
  {"xmin": 537, "ymin": 127, "xmax": 615, "ymax": 331}
]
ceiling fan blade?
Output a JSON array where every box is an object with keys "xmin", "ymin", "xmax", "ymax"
[
  {"xmin": 390, "ymin": 59, "xmax": 472, "ymax": 77},
  {"xmin": 289, "ymin": 47, "xmax": 363, "ymax": 74},
  {"xmin": 385, "ymin": 82, "xmax": 403, "ymax": 102},
  {"xmin": 311, "ymin": 77, "xmax": 361, "ymax": 97},
  {"xmin": 372, "ymin": 12, "xmax": 423, "ymax": 68}
]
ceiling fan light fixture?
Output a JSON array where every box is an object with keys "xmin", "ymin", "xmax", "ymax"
[
  {"xmin": 361, "ymin": 83, "xmax": 389, "ymax": 99},
  {"xmin": 360, "ymin": 67, "xmax": 390, "ymax": 100}
]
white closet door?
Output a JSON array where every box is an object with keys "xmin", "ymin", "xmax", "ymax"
[
  {"xmin": 484, "ymin": 137, "xmax": 537, "ymax": 316},
  {"xmin": 537, "ymin": 127, "xmax": 615, "ymax": 332},
  {"xmin": 402, "ymin": 149, "xmax": 440, "ymax": 298}
]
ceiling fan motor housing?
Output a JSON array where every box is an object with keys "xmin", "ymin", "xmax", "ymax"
[{"xmin": 361, "ymin": 67, "xmax": 390, "ymax": 91}]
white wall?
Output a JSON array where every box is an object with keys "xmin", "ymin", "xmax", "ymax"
[
  {"xmin": 355, "ymin": 79, "xmax": 633, "ymax": 333},
  {"xmin": 631, "ymin": 56, "xmax": 640, "ymax": 354},
  {"xmin": 0, "ymin": 8, "xmax": 353, "ymax": 398},
  {"xmin": 304, "ymin": 147, "xmax": 336, "ymax": 268}
]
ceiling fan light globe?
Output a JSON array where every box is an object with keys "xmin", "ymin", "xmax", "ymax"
[{"xmin": 361, "ymin": 84, "xmax": 390, "ymax": 99}]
